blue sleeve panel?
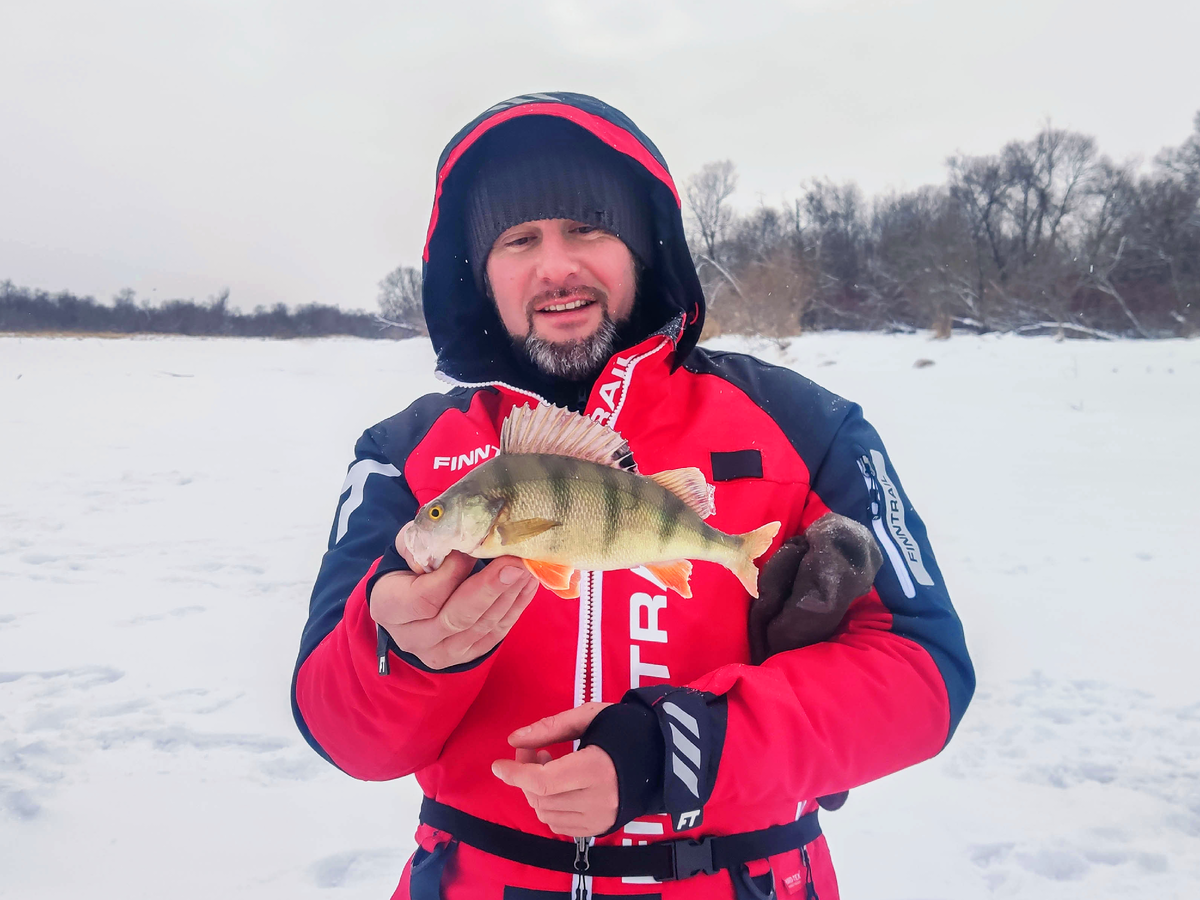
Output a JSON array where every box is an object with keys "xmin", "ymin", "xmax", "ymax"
[
  {"xmin": 810, "ymin": 405, "xmax": 975, "ymax": 742},
  {"xmin": 289, "ymin": 387, "xmax": 484, "ymax": 762},
  {"xmin": 683, "ymin": 349, "xmax": 974, "ymax": 743}
]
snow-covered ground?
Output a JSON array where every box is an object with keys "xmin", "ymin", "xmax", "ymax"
[{"xmin": 1, "ymin": 331, "xmax": 1197, "ymax": 899}]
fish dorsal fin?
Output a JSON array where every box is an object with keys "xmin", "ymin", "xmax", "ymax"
[
  {"xmin": 649, "ymin": 467, "xmax": 716, "ymax": 518},
  {"xmin": 501, "ymin": 403, "xmax": 637, "ymax": 471}
]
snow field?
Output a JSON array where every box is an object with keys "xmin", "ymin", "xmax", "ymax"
[{"xmin": 1, "ymin": 332, "xmax": 1197, "ymax": 898}]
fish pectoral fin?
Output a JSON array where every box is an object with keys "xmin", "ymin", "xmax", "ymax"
[
  {"xmin": 522, "ymin": 558, "xmax": 577, "ymax": 594},
  {"xmin": 648, "ymin": 467, "xmax": 715, "ymax": 518},
  {"xmin": 496, "ymin": 517, "xmax": 561, "ymax": 545},
  {"xmin": 643, "ymin": 559, "xmax": 694, "ymax": 598}
]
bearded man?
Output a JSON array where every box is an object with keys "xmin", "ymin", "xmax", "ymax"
[{"xmin": 292, "ymin": 93, "xmax": 973, "ymax": 900}]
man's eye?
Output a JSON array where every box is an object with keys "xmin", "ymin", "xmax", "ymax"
[
  {"xmin": 573, "ymin": 225, "xmax": 598, "ymax": 235},
  {"xmin": 505, "ymin": 236, "xmax": 533, "ymax": 247}
]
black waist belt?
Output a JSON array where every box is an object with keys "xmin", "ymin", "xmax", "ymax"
[{"xmin": 419, "ymin": 797, "xmax": 821, "ymax": 881}]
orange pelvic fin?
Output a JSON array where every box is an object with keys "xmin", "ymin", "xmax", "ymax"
[
  {"xmin": 523, "ymin": 558, "xmax": 579, "ymax": 598},
  {"xmin": 643, "ymin": 559, "xmax": 694, "ymax": 598}
]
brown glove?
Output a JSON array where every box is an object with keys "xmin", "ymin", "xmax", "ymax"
[
  {"xmin": 747, "ymin": 512, "xmax": 884, "ymax": 665},
  {"xmin": 747, "ymin": 512, "xmax": 884, "ymax": 813}
]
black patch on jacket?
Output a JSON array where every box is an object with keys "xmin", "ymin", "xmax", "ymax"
[{"xmin": 710, "ymin": 449, "xmax": 763, "ymax": 481}]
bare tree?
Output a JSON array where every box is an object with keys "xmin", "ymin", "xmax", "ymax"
[
  {"xmin": 1156, "ymin": 111, "xmax": 1200, "ymax": 189},
  {"xmin": 685, "ymin": 160, "xmax": 738, "ymax": 261},
  {"xmin": 377, "ymin": 265, "xmax": 425, "ymax": 334}
]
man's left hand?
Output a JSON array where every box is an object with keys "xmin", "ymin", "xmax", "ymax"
[{"xmin": 492, "ymin": 702, "xmax": 617, "ymax": 838}]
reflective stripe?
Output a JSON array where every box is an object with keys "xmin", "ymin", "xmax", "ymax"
[{"xmin": 335, "ymin": 459, "xmax": 401, "ymax": 544}]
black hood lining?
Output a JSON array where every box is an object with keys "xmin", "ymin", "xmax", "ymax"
[{"xmin": 420, "ymin": 93, "xmax": 706, "ymax": 392}]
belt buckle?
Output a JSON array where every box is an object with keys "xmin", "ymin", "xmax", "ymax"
[{"xmin": 671, "ymin": 835, "xmax": 716, "ymax": 879}]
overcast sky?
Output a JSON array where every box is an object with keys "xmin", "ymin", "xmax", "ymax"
[{"xmin": 2, "ymin": 0, "xmax": 1197, "ymax": 312}]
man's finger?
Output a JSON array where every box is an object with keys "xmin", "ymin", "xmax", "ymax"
[
  {"xmin": 434, "ymin": 585, "xmax": 530, "ymax": 657},
  {"xmin": 497, "ymin": 579, "xmax": 538, "ymax": 631},
  {"xmin": 442, "ymin": 576, "xmax": 539, "ymax": 660},
  {"xmin": 492, "ymin": 753, "xmax": 599, "ymax": 796},
  {"xmin": 508, "ymin": 702, "xmax": 611, "ymax": 748},
  {"xmin": 539, "ymin": 811, "xmax": 595, "ymax": 838},
  {"xmin": 435, "ymin": 559, "xmax": 532, "ymax": 632},
  {"xmin": 529, "ymin": 787, "xmax": 593, "ymax": 813},
  {"xmin": 492, "ymin": 758, "xmax": 552, "ymax": 795},
  {"xmin": 381, "ymin": 551, "xmax": 476, "ymax": 626}
]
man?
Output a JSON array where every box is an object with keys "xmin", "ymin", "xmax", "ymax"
[{"xmin": 292, "ymin": 93, "xmax": 973, "ymax": 900}]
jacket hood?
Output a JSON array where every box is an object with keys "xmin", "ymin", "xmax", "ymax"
[{"xmin": 421, "ymin": 92, "xmax": 705, "ymax": 394}]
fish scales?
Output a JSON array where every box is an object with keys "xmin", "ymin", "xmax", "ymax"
[
  {"xmin": 471, "ymin": 454, "xmax": 738, "ymax": 570},
  {"xmin": 403, "ymin": 403, "xmax": 782, "ymax": 598}
]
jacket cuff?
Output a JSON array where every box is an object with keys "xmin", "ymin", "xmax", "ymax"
[
  {"xmin": 579, "ymin": 702, "xmax": 665, "ymax": 832},
  {"xmin": 367, "ymin": 552, "xmax": 498, "ymax": 675},
  {"xmin": 624, "ymin": 685, "xmax": 726, "ymax": 833},
  {"xmin": 365, "ymin": 541, "xmax": 410, "ymax": 599}
]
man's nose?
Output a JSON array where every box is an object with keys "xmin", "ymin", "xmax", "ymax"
[{"xmin": 534, "ymin": 230, "xmax": 582, "ymax": 284}]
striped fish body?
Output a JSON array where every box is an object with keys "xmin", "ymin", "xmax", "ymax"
[
  {"xmin": 404, "ymin": 403, "xmax": 780, "ymax": 598},
  {"xmin": 463, "ymin": 453, "xmax": 741, "ymax": 572}
]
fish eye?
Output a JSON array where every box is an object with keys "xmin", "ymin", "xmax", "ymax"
[{"xmin": 428, "ymin": 504, "xmax": 443, "ymax": 520}]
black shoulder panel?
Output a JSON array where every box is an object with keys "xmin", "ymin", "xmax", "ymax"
[
  {"xmin": 682, "ymin": 347, "xmax": 974, "ymax": 743},
  {"xmin": 682, "ymin": 347, "xmax": 856, "ymax": 474}
]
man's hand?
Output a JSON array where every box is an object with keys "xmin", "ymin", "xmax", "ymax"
[
  {"xmin": 492, "ymin": 702, "xmax": 618, "ymax": 838},
  {"xmin": 370, "ymin": 526, "xmax": 537, "ymax": 670}
]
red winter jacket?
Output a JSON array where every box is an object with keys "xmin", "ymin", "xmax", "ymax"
[{"xmin": 291, "ymin": 93, "xmax": 973, "ymax": 900}]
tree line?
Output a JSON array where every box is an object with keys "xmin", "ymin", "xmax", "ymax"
[
  {"xmin": 0, "ymin": 284, "xmax": 414, "ymax": 339},
  {"xmin": 8, "ymin": 114, "xmax": 1196, "ymax": 341},
  {"xmin": 688, "ymin": 113, "xmax": 1200, "ymax": 339}
]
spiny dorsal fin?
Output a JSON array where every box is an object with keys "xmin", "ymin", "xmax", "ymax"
[
  {"xmin": 500, "ymin": 403, "xmax": 636, "ymax": 471},
  {"xmin": 649, "ymin": 467, "xmax": 716, "ymax": 518}
]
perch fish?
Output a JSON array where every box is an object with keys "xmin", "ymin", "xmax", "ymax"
[{"xmin": 402, "ymin": 403, "xmax": 780, "ymax": 599}]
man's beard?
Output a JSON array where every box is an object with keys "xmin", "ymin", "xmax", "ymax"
[{"xmin": 512, "ymin": 287, "xmax": 625, "ymax": 382}]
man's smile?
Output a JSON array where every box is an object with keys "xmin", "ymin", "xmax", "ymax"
[{"xmin": 537, "ymin": 297, "xmax": 595, "ymax": 313}]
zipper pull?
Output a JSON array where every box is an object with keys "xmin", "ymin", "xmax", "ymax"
[
  {"xmin": 376, "ymin": 624, "xmax": 390, "ymax": 676},
  {"xmin": 801, "ymin": 845, "xmax": 819, "ymax": 900},
  {"xmin": 574, "ymin": 837, "xmax": 591, "ymax": 900}
]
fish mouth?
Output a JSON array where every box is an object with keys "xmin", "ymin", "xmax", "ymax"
[
  {"xmin": 400, "ymin": 522, "xmax": 445, "ymax": 573},
  {"xmin": 400, "ymin": 502, "xmax": 502, "ymax": 573}
]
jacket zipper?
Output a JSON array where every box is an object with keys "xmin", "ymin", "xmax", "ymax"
[
  {"xmin": 575, "ymin": 572, "xmax": 602, "ymax": 708},
  {"xmin": 572, "ymin": 572, "xmax": 602, "ymax": 900}
]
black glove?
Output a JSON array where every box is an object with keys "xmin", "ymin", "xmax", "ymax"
[{"xmin": 747, "ymin": 512, "xmax": 884, "ymax": 665}]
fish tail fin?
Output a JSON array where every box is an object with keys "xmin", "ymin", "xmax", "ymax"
[{"xmin": 731, "ymin": 521, "xmax": 782, "ymax": 598}]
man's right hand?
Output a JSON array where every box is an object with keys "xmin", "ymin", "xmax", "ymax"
[{"xmin": 369, "ymin": 529, "xmax": 538, "ymax": 671}]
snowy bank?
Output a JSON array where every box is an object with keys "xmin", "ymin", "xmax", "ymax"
[{"xmin": 1, "ymin": 332, "xmax": 1197, "ymax": 899}]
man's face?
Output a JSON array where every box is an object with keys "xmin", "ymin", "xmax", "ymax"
[{"xmin": 486, "ymin": 218, "xmax": 637, "ymax": 380}]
